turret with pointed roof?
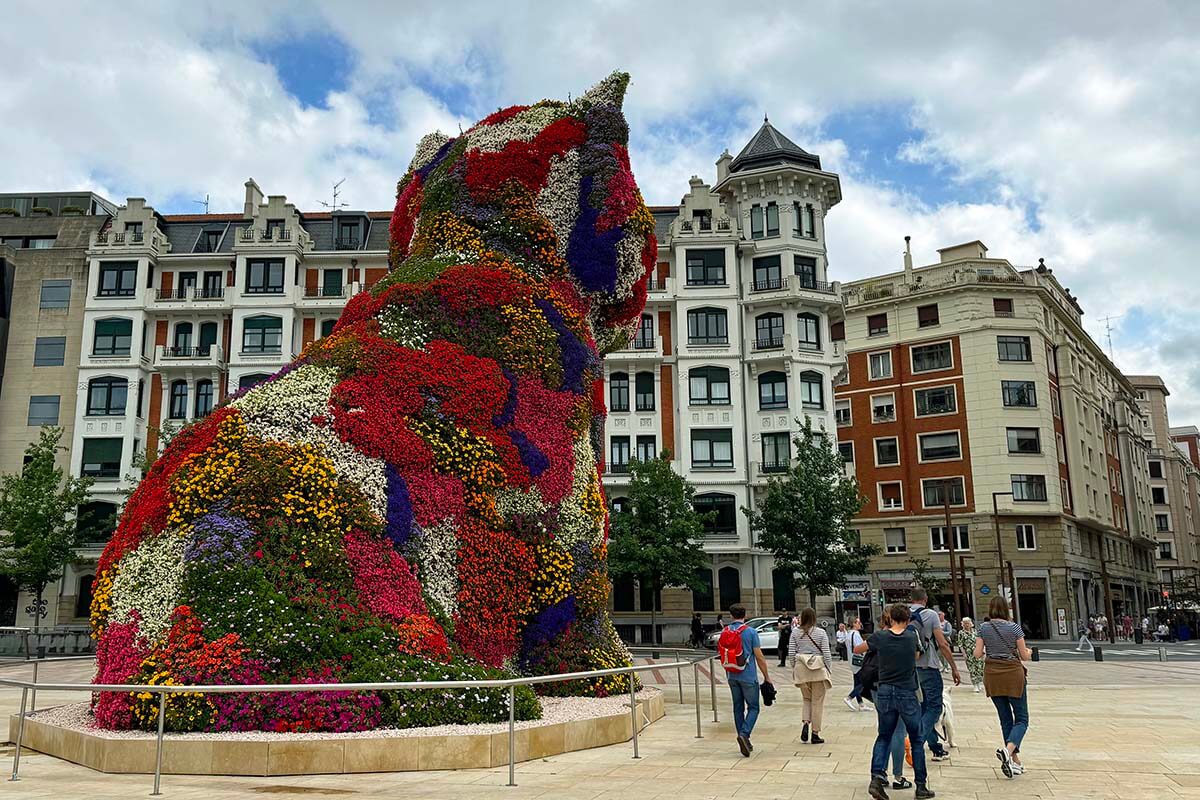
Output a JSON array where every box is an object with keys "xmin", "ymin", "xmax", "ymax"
[{"xmin": 728, "ymin": 116, "xmax": 822, "ymax": 173}]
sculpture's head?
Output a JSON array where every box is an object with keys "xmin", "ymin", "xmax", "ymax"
[{"xmin": 388, "ymin": 71, "xmax": 656, "ymax": 351}]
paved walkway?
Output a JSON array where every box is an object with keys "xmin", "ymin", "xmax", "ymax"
[{"xmin": 3, "ymin": 657, "xmax": 1200, "ymax": 798}]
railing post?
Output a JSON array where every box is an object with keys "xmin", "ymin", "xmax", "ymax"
[
  {"xmin": 693, "ymin": 663, "xmax": 702, "ymax": 739},
  {"xmin": 29, "ymin": 660, "xmax": 39, "ymax": 713},
  {"xmin": 628, "ymin": 670, "xmax": 640, "ymax": 759},
  {"xmin": 507, "ymin": 685, "xmax": 516, "ymax": 787},
  {"xmin": 709, "ymin": 657, "xmax": 718, "ymax": 722},
  {"xmin": 9, "ymin": 687, "xmax": 27, "ymax": 782},
  {"xmin": 152, "ymin": 691, "xmax": 166, "ymax": 796},
  {"xmin": 676, "ymin": 649, "xmax": 684, "ymax": 705}
]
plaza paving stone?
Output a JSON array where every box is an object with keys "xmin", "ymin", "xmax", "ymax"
[{"xmin": 2, "ymin": 656, "xmax": 1199, "ymax": 798}]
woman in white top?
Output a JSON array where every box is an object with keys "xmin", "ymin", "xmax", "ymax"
[
  {"xmin": 788, "ymin": 607, "xmax": 833, "ymax": 744},
  {"xmin": 843, "ymin": 617, "xmax": 870, "ymax": 711}
]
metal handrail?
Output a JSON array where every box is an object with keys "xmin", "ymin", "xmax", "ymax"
[{"xmin": 4, "ymin": 649, "xmax": 721, "ymax": 794}]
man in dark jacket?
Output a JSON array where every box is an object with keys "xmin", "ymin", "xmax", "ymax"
[{"xmin": 777, "ymin": 614, "xmax": 792, "ymax": 667}]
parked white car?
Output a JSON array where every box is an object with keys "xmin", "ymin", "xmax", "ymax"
[{"xmin": 705, "ymin": 617, "xmax": 783, "ymax": 653}]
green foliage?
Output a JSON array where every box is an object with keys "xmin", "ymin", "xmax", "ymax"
[
  {"xmin": 907, "ymin": 557, "xmax": 946, "ymax": 596},
  {"xmin": 743, "ymin": 418, "xmax": 876, "ymax": 606},
  {"xmin": 608, "ymin": 451, "xmax": 711, "ymax": 605},
  {"xmin": 0, "ymin": 428, "xmax": 94, "ymax": 611}
]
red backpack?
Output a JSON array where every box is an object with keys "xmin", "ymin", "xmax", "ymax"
[{"xmin": 718, "ymin": 623, "xmax": 750, "ymax": 673}]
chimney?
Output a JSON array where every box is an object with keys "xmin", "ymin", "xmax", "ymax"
[
  {"xmin": 904, "ymin": 235, "xmax": 913, "ymax": 280},
  {"xmin": 716, "ymin": 149, "xmax": 732, "ymax": 182},
  {"xmin": 244, "ymin": 179, "xmax": 264, "ymax": 219}
]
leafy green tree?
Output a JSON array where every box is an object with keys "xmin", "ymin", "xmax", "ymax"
[
  {"xmin": 743, "ymin": 418, "xmax": 875, "ymax": 607},
  {"xmin": 608, "ymin": 451, "xmax": 712, "ymax": 644},
  {"xmin": 0, "ymin": 428, "xmax": 94, "ymax": 630},
  {"xmin": 907, "ymin": 556, "xmax": 947, "ymax": 597}
]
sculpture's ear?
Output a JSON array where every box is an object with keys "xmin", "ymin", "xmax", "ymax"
[
  {"xmin": 408, "ymin": 131, "xmax": 453, "ymax": 174},
  {"xmin": 570, "ymin": 71, "xmax": 630, "ymax": 114}
]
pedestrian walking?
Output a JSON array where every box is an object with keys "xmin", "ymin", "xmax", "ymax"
[
  {"xmin": 777, "ymin": 614, "xmax": 793, "ymax": 667},
  {"xmin": 976, "ymin": 596, "xmax": 1032, "ymax": 779},
  {"xmin": 910, "ymin": 588, "xmax": 961, "ymax": 763},
  {"xmin": 862, "ymin": 603, "xmax": 936, "ymax": 799},
  {"xmin": 717, "ymin": 604, "xmax": 770, "ymax": 757},
  {"xmin": 844, "ymin": 617, "xmax": 871, "ymax": 711},
  {"xmin": 836, "ymin": 622, "xmax": 849, "ymax": 660},
  {"xmin": 954, "ymin": 617, "xmax": 984, "ymax": 692},
  {"xmin": 938, "ymin": 611, "xmax": 953, "ymax": 673},
  {"xmin": 1076, "ymin": 619, "xmax": 1094, "ymax": 651},
  {"xmin": 788, "ymin": 607, "xmax": 833, "ymax": 745},
  {"xmin": 690, "ymin": 613, "xmax": 705, "ymax": 649}
]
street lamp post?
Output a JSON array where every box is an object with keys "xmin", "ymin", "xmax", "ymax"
[
  {"xmin": 942, "ymin": 481, "xmax": 960, "ymax": 622},
  {"xmin": 992, "ymin": 491, "xmax": 1014, "ymax": 611}
]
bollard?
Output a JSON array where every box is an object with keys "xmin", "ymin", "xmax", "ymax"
[
  {"xmin": 709, "ymin": 657, "xmax": 718, "ymax": 723},
  {"xmin": 152, "ymin": 691, "xmax": 166, "ymax": 796},
  {"xmin": 1031, "ymin": 646, "xmax": 1040, "ymax": 662},
  {"xmin": 30, "ymin": 660, "xmax": 39, "ymax": 713},
  {"xmin": 1093, "ymin": 646, "xmax": 1103, "ymax": 662},
  {"xmin": 693, "ymin": 663, "xmax": 702, "ymax": 739},
  {"xmin": 676, "ymin": 649, "xmax": 684, "ymax": 704},
  {"xmin": 507, "ymin": 685, "xmax": 516, "ymax": 787},
  {"xmin": 1159, "ymin": 646, "xmax": 1168, "ymax": 663},
  {"xmin": 9, "ymin": 687, "xmax": 27, "ymax": 782},
  {"xmin": 629, "ymin": 669, "xmax": 640, "ymax": 759}
]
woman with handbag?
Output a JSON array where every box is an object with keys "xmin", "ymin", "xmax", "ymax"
[
  {"xmin": 844, "ymin": 617, "xmax": 871, "ymax": 711},
  {"xmin": 788, "ymin": 607, "xmax": 833, "ymax": 744},
  {"xmin": 974, "ymin": 596, "xmax": 1032, "ymax": 779}
]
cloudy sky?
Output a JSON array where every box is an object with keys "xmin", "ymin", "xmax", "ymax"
[{"xmin": 4, "ymin": 1, "xmax": 1199, "ymax": 422}]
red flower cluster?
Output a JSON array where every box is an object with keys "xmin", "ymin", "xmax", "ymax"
[
  {"xmin": 464, "ymin": 117, "xmax": 587, "ymax": 198},
  {"xmin": 343, "ymin": 528, "xmax": 427, "ymax": 624}
]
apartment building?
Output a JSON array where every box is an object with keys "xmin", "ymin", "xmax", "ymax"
[
  {"xmin": 601, "ymin": 120, "xmax": 844, "ymax": 641},
  {"xmin": 1129, "ymin": 377, "xmax": 1200, "ymax": 590},
  {"xmin": 834, "ymin": 241, "xmax": 1158, "ymax": 639}
]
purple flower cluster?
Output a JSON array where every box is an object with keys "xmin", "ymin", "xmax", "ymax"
[
  {"xmin": 566, "ymin": 176, "xmax": 622, "ymax": 294},
  {"xmin": 183, "ymin": 509, "xmax": 257, "ymax": 565},
  {"xmin": 521, "ymin": 596, "xmax": 577, "ymax": 659},
  {"xmin": 535, "ymin": 299, "xmax": 593, "ymax": 395},
  {"xmin": 384, "ymin": 464, "xmax": 415, "ymax": 546}
]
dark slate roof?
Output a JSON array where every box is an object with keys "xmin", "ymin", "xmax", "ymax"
[
  {"xmin": 650, "ymin": 207, "xmax": 675, "ymax": 247},
  {"xmin": 365, "ymin": 217, "xmax": 390, "ymax": 250},
  {"xmin": 162, "ymin": 221, "xmax": 231, "ymax": 254},
  {"xmin": 729, "ymin": 119, "xmax": 821, "ymax": 173}
]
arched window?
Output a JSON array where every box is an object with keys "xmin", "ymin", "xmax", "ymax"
[
  {"xmin": 76, "ymin": 501, "xmax": 118, "ymax": 544},
  {"xmin": 797, "ymin": 313, "xmax": 821, "ymax": 351},
  {"xmin": 759, "ymin": 370, "xmax": 787, "ymax": 410},
  {"xmin": 198, "ymin": 321, "xmax": 218, "ymax": 356},
  {"xmin": 93, "ymin": 317, "xmax": 132, "ymax": 356},
  {"xmin": 74, "ymin": 575, "xmax": 95, "ymax": 619},
  {"xmin": 195, "ymin": 379, "xmax": 214, "ymax": 417},
  {"xmin": 238, "ymin": 373, "xmax": 271, "ymax": 391},
  {"xmin": 320, "ymin": 318, "xmax": 337, "ymax": 338},
  {"xmin": 242, "ymin": 315, "xmax": 282, "ymax": 353},
  {"xmin": 609, "ymin": 372, "xmax": 629, "ymax": 412},
  {"xmin": 633, "ymin": 314, "xmax": 654, "ymax": 349},
  {"xmin": 689, "ymin": 366, "xmax": 730, "ymax": 405},
  {"xmin": 172, "ymin": 321, "xmax": 193, "ymax": 353},
  {"xmin": 169, "ymin": 380, "xmax": 188, "ymax": 419},
  {"xmin": 772, "ymin": 568, "xmax": 797, "ymax": 611},
  {"xmin": 694, "ymin": 492, "xmax": 737, "ymax": 536},
  {"xmin": 692, "ymin": 568, "xmax": 715, "ymax": 612},
  {"xmin": 800, "ymin": 370, "xmax": 824, "ymax": 409},
  {"xmin": 86, "ymin": 376, "xmax": 127, "ymax": 416},
  {"xmin": 635, "ymin": 372, "xmax": 655, "ymax": 411},
  {"xmin": 610, "ymin": 496, "xmax": 630, "ymax": 514},
  {"xmin": 687, "ymin": 307, "xmax": 728, "ymax": 345},
  {"xmin": 754, "ymin": 313, "xmax": 784, "ymax": 349},
  {"xmin": 718, "ymin": 566, "xmax": 741, "ymax": 612}
]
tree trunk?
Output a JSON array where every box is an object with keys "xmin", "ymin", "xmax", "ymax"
[
  {"xmin": 34, "ymin": 584, "xmax": 44, "ymax": 634},
  {"xmin": 808, "ymin": 587, "xmax": 817, "ymax": 610}
]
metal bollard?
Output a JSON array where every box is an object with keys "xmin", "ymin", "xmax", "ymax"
[
  {"xmin": 507, "ymin": 685, "xmax": 516, "ymax": 787},
  {"xmin": 629, "ymin": 669, "xmax": 640, "ymax": 759},
  {"xmin": 152, "ymin": 691, "xmax": 166, "ymax": 796},
  {"xmin": 30, "ymin": 660, "xmax": 39, "ymax": 713},
  {"xmin": 1093, "ymin": 646, "xmax": 1104, "ymax": 662},
  {"xmin": 1030, "ymin": 646, "xmax": 1040, "ymax": 662},
  {"xmin": 693, "ymin": 663, "xmax": 702, "ymax": 739},
  {"xmin": 709, "ymin": 657, "xmax": 718, "ymax": 723},
  {"xmin": 1159, "ymin": 646, "xmax": 1168, "ymax": 662},
  {"xmin": 9, "ymin": 687, "xmax": 27, "ymax": 782},
  {"xmin": 676, "ymin": 649, "xmax": 684, "ymax": 704}
]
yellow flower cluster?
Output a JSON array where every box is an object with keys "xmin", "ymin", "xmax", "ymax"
[
  {"xmin": 498, "ymin": 302, "xmax": 561, "ymax": 379},
  {"xmin": 578, "ymin": 473, "xmax": 606, "ymax": 531},
  {"xmin": 167, "ymin": 415, "xmax": 246, "ymax": 526},
  {"xmin": 527, "ymin": 542, "xmax": 574, "ymax": 609},
  {"xmin": 626, "ymin": 193, "xmax": 656, "ymax": 240},
  {"xmin": 410, "ymin": 419, "xmax": 505, "ymax": 525},
  {"xmin": 89, "ymin": 569, "xmax": 115, "ymax": 638},
  {"xmin": 130, "ymin": 659, "xmax": 210, "ymax": 730},
  {"xmin": 412, "ymin": 211, "xmax": 485, "ymax": 260},
  {"xmin": 274, "ymin": 443, "xmax": 348, "ymax": 555}
]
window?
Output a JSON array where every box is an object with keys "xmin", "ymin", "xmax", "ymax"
[
  {"xmin": 689, "ymin": 366, "xmax": 730, "ymax": 405},
  {"xmin": 238, "ymin": 373, "xmax": 270, "ymax": 391},
  {"xmin": 609, "ymin": 372, "xmax": 629, "ymax": 412},
  {"xmin": 321, "ymin": 269, "xmax": 344, "ymax": 297},
  {"xmin": 1016, "ymin": 524, "xmax": 1037, "ymax": 551},
  {"xmin": 40, "ymin": 279, "xmax": 71, "ymax": 309},
  {"xmin": 871, "ymin": 393, "xmax": 896, "ymax": 423},
  {"xmin": 762, "ymin": 432, "xmax": 790, "ymax": 472},
  {"xmin": 911, "ymin": 342, "xmax": 952, "ymax": 372},
  {"xmin": 759, "ymin": 371, "xmax": 787, "ymax": 409},
  {"xmin": 868, "ymin": 313, "xmax": 888, "ymax": 336},
  {"xmin": 835, "ymin": 399, "xmax": 851, "ymax": 426},
  {"xmin": 177, "ymin": 271, "xmax": 197, "ymax": 299},
  {"xmin": 922, "ymin": 477, "xmax": 965, "ymax": 508},
  {"xmin": 1007, "ymin": 427, "xmax": 1042, "ymax": 454},
  {"xmin": 997, "ymin": 335, "xmax": 1032, "ymax": 362},
  {"xmin": 1051, "ymin": 387, "xmax": 1061, "ymax": 417},
  {"xmin": 691, "ymin": 209, "xmax": 712, "ymax": 231},
  {"xmin": 1002, "ymin": 380, "xmax": 1037, "ymax": 407},
  {"xmin": 694, "ymin": 493, "xmax": 737, "ymax": 536},
  {"xmin": 198, "ymin": 229, "xmax": 223, "ymax": 253},
  {"xmin": 632, "ymin": 314, "xmax": 654, "ymax": 349},
  {"xmin": 879, "ymin": 482, "xmax": 903, "ymax": 511},
  {"xmin": 884, "ymin": 526, "xmax": 907, "ymax": 553},
  {"xmin": 752, "ymin": 255, "xmax": 782, "ymax": 290},
  {"xmin": 320, "ymin": 318, "xmax": 337, "ymax": 338},
  {"xmin": 242, "ymin": 315, "xmax": 283, "ymax": 354},
  {"xmin": 136, "ymin": 379, "xmax": 145, "ymax": 417},
  {"xmin": 994, "ymin": 297, "xmax": 1014, "ymax": 317},
  {"xmin": 246, "ymin": 259, "xmax": 285, "ymax": 294},
  {"xmin": 195, "ymin": 380, "xmax": 214, "ymax": 417},
  {"xmin": 685, "ymin": 249, "xmax": 725, "ymax": 285},
  {"xmin": 800, "ymin": 371, "xmax": 824, "ymax": 409},
  {"xmin": 97, "ymin": 261, "xmax": 137, "ymax": 297},
  {"xmin": 754, "ymin": 313, "xmax": 784, "ymax": 349},
  {"xmin": 92, "ymin": 318, "xmax": 132, "ymax": 356},
  {"xmin": 125, "ymin": 221, "xmax": 143, "ymax": 239},
  {"xmin": 772, "ymin": 568, "xmax": 796, "ymax": 611},
  {"xmin": 875, "ymin": 437, "xmax": 899, "ymax": 466},
  {"xmin": 81, "ymin": 438, "xmax": 122, "ymax": 479},
  {"xmin": 692, "ymin": 569, "xmax": 715, "ymax": 611},
  {"xmin": 869, "ymin": 351, "xmax": 892, "ymax": 380},
  {"xmin": 634, "ymin": 372, "xmax": 655, "ymax": 411},
  {"xmin": 1159, "ymin": 540, "xmax": 1174, "ymax": 560},
  {"xmin": 919, "ymin": 432, "xmax": 961, "ymax": 461},
  {"xmin": 793, "ymin": 202, "xmax": 816, "ymax": 238},
  {"xmin": 265, "ymin": 219, "xmax": 284, "ymax": 239},
  {"xmin": 169, "ymin": 380, "xmax": 189, "ymax": 420},
  {"xmin": 794, "ymin": 255, "xmax": 817, "ymax": 288},
  {"xmin": 1152, "ymin": 487, "xmax": 1167, "ymax": 504},
  {"xmin": 337, "ymin": 219, "xmax": 361, "ymax": 249},
  {"xmin": 838, "ymin": 442, "xmax": 854, "ymax": 464},
  {"xmin": 1149, "ymin": 461, "xmax": 1164, "ymax": 479},
  {"xmin": 692, "ymin": 429, "xmax": 734, "ymax": 468},
  {"xmin": 750, "ymin": 204, "xmax": 764, "ymax": 239},
  {"xmin": 33, "ymin": 336, "xmax": 66, "ymax": 366},
  {"xmin": 202, "ymin": 270, "xmax": 224, "ymax": 298},
  {"xmin": 687, "ymin": 307, "xmax": 728, "ymax": 345},
  {"xmin": 1011, "ymin": 474, "xmax": 1048, "ymax": 501},
  {"xmin": 75, "ymin": 575, "xmax": 96, "ymax": 618},
  {"xmin": 915, "ymin": 386, "xmax": 956, "ymax": 416},
  {"xmin": 1155, "ymin": 513, "xmax": 1170, "ymax": 532},
  {"xmin": 87, "ymin": 377, "xmax": 127, "ymax": 416},
  {"xmin": 198, "ymin": 322, "xmax": 218, "ymax": 356},
  {"xmin": 27, "ymin": 395, "xmax": 60, "ymax": 426},
  {"xmin": 172, "ymin": 321, "xmax": 193, "ymax": 352},
  {"xmin": 797, "ymin": 313, "xmax": 821, "ymax": 351},
  {"xmin": 636, "ymin": 435, "xmax": 656, "ymax": 463},
  {"xmin": 930, "ymin": 525, "xmax": 970, "ymax": 553},
  {"xmin": 765, "ymin": 202, "xmax": 779, "ymax": 237},
  {"xmin": 917, "ymin": 304, "xmax": 940, "ymax": 328},
  {"xmin": 609, "ymin": 436, "xmax": 630, "ymax": 472}
]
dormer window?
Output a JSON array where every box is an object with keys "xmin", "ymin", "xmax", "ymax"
[
  {"xmin": 124, "ymin": 222, "xmax": 143, "ymax": 242},
  {"xmin": 265, "ymin": 219, "xmax": 284, "ymax": 240},
  {"xmin": 691, "ymin": 209, "xmax": 712, "ymax": 232},
  {"xmin": 336, "ymin": 219, "xmax": 361, "ymax": 250}
]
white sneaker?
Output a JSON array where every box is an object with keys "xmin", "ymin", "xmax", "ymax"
[
  {"xmin": 973, "ymin": 685, "xmax": 981, "ymax": 693},
  {"xmin": 844, "ymin": 697, "xmax": 860, "ymax": 712},
  {"xmin": 861, "ymin": 699, "xmax": 874, "ymax": 711},
  {"xmin": 1010, "ymin": 761, "xmax": 1025, "ymax": 776},
  {"xmin": 996, "ymin": 748, "xmax": 1014, "ymax": 779}
]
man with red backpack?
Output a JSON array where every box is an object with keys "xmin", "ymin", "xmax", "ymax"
[{"xmin": 718, "ymin": 604, "xmax": 771, "ymax": 757}]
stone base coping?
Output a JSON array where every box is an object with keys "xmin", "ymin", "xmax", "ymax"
[{"xmin": 8, "ymin": 691, "xmax": 664, "ymax": 776}]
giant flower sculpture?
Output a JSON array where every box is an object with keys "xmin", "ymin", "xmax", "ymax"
[{"xmin": 90, "ymin": 72, "xmax": 656, "ymax": 732}]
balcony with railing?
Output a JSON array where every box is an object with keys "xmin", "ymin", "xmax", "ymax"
[
  {"xmin": 92, "ymin": 229, "xmax": 168, "ymax": 254},
  {"xmin": 613, "ymin": 333, "xmax": 663, "ymax": 359},
  {"xmin": 645, "ymin": 276, "xmax": 675, "ymax": 295},
  {"xmin": 750, "ymin": 460, "xmax": 792, "ymax": 483},
  {"xmin": 153, "ymin": 344, "xmax": 225, "ymax": 370},
  {"xmin": 334, "ymin": 236, "xmax": 362, "ymax": 251},
  {"xmin": 236, "ymin": 225, "xmax": 311, "ymax": 249},
  {"xmin": 745, "ymin": 273, "xmax": 838, "ymax": 305},
  {"xmin": 677, "ymin": 216, "xmax": 733, "ymax": 235},
  {"xmin": 842, "ymin": 263, "xmax": 1029, "ymax": 308},
  {"xmin": 302, "ymin": 283, "xmax": 352, "ymax": 301},
  {"xmin": 153, "ymin": 286, "xmax": 228, "ymax": 305}
]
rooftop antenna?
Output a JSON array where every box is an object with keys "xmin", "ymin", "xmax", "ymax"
[
  {"xmin": 320, "ymin": 178, "xmax": 349, "ymax": 213},
  {"xmin": 192, "ymin": 194, "xmax": 210, "ymax": 214},
  {"xmin": 1099, "ymin": 314, "xmax": 1123, "ymax": 360}
]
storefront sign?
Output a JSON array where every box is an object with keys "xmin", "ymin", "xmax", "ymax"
[
  {"xmin": 980, "ymin": 584, "xmax": 991, "ymax": 595},
  {"xmin": 1057, "ymin": 607, "xmax": 1067, "ymax": 635},
  {"xmin": 841, "ymin": 582, "xmax": 871, "ymax": 601}
]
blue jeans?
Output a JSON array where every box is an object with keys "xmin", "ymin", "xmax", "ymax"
[
  {"xmin": 917, "ymin": 667, "xmax": 946, "ymax": 755},
  {"xmin": 729, "ymin": 678, "xmax": 760, "ymax": 738},
  {"xmin": 991, "ymin": 687, "xmax": 1030, "ymax": 752},
  {"xmin": 847, "ymin": 669, "xmax": 864, "ymax": 701},
  {"xmin": 870, "ymin": 684, "xmax": 926, "ymax": 785},
  {"xmin": 890, "ymin": 722, "xmax": 907, "ymax": 777}
]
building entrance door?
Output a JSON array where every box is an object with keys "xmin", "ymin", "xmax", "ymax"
[{"xmin": 1018, "ymin": 592, "xmax": 1049, "ymax": 639}]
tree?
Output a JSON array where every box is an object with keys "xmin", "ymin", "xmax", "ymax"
[
  {"xmin": 608, "ymin": 451, "xmax": 712, "ymax": 644},
  {"xmin": 0, "ymin": 427, "xmax": 94, "ymax": 630},
  {"xmin": 907, "ymin": 556, "xmax": 947, "ymax": 597},
  {"xmin": 744, "ymin": 418, "xmax": 876, "ymax": 608}
]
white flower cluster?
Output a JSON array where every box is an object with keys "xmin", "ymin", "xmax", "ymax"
[
  {"xmin": 554, "ymin": 438, "xmax": 603, "ymax": 548},
  {"xmin": 416, "ymin": 519, "xmax": 459, "ymax": 618},
  {"xmin": 109, "ymin": 530, "xmax": 188, "ymax": 642},
  {"xmin": 494, "ymin": 486, "xmax": 547, "ymax": 520},
  {"xmin": 408, "ymin": 131, "xmax": 452, "ymax": 174},
  {"xmin": 233, "ymin": 364, "xmax": 388, "ymax": 519},
  {"xmin": 378, "ymin": 305, "xmax": 433, "ymax": 350},
  {"xmin": 466, "ymin": 105, "xmax": 562, "ymax": 153},
  {"xmin": 536, "ymin": 150, "xmax": 581, "ymax": 259},
  {"xmin": 613, "ymin": 230, "xmax": 647, "ymax": 299}
]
